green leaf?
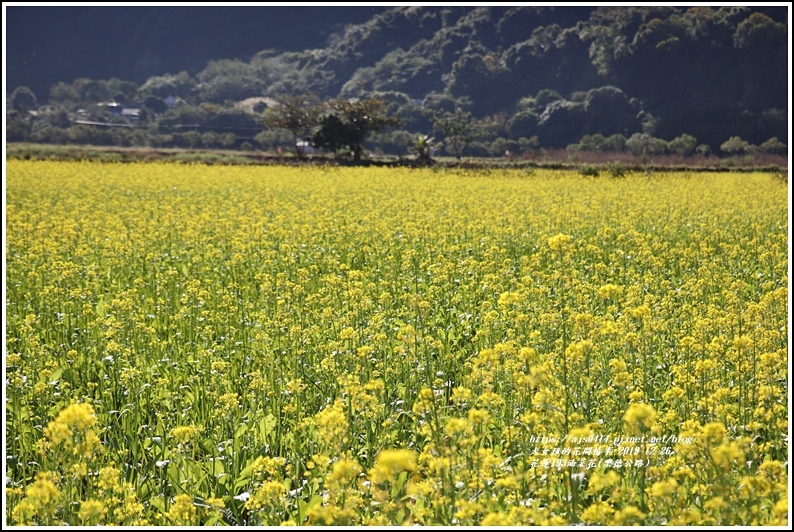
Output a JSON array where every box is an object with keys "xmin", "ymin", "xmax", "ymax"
[
  {"xmin": 297, "ymin": 494, "xmax": 323, "ymax": 524},
  {"xmin": 47, "ymin": 367, "xmax": 63, "ymax": 384},
  {"xmin": 258, "ymin": 413, "xmax": 277, "ymax": 439},
  {"xmin": 95, "ymin": 296, "xmax": 106, "ymax": 318}
]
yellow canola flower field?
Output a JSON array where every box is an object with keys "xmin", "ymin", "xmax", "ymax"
[{"xmin": 5, "ymin": 160, "xmax": 789, "ymax": 526}]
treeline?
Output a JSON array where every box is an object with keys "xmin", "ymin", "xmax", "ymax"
[{"xmin": 6, "ymin": 6, "xmax": 788, "ymax": 160}]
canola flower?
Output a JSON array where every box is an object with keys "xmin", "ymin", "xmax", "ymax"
[{"xmin": 5, "ymin": 161, "xmax": 788, "ymax": 525}]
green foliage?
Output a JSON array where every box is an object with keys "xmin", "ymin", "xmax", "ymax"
[
  {"xmin": 537, "ymin": 100, "xmax": 586, "ymax": 148},
  {"xmin": 757, "ymin": 137, "xmax": 786, "ymax": 155},
  {"xmin": 255, "ymin": 129, "xmax": 292, "ymax": 151},
  {"xmin": 11, "ymin": 86, "xmax": 38, "ymax": 113},
  {"xmin": 486, "ymin": 137, "xmax": 519, "ymax": 157},
  {"xmin": 572, "ymin": 134, "xmax": 607, "ymax": 152},
  {"xmin": 583, "ymin": 86, "xmax": 637, "ymax": 136},
  {"xmin": 695, "ymin": 144, "xmax": 712, "ymax": 157},
  {"xmin": 143, "ymin": 96, "xmax": 168, "ymax": 116},
  {"xmin": 602, "ymin": 134, "xmax": 627, "ymax": 153},
  {"xmin": 311, "ymin": 98, "xmax": 401, "ymax": 161},
  {"xmin": 517, "ymin": 136, "xmax": 540, "ymax": 154},
  {"xmin": 626, "ymin": 133, "xmax": 668, "ymax": 156},
  {"xmin": 604, "ymin": 161, "xmax": 628, "ymax": 178},
  {"xmin": 196, "ymin": 60, "xmax": 264, "ymax": 103},
  {"xmin": 733, "ymin": 12, "xmax": 787, "ymax": 49},
  {"xmin": 431, "ymin": 108, "xmax": 479, "ymax": 160},
  {"xmin": 7, "ymin": 119, "xmax": 32, "ymax": 142},
  {"xmin": 182, "ymin": 131, "xmax": 202, "ymax": 149},
  {"xmin": 720, "ymin": 136, "xmax": 753, "ymax": 155},
  {"xmin": 668, "ymin": 134, "xmax": 697, "ymax": 156},
  {"xmin": 264, "ymin": 94, "xmax": 323, "ymax": 157},
  {"xmin": 412, "ymin": 134, "xmax": 435, "ymax": 162},
  {"xmin": 6, "ymin": 6, "xmax": 789, "ymax": 155},
  {"xmin": 140, "ymin": 72, "xmax": 196, "ymax": 100}
]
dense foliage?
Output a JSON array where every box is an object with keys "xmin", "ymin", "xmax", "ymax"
[{"xmin": 6, "ymin": 6, "xmax": 789, "ymax": 157}]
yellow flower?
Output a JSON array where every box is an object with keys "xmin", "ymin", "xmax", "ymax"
[
  {"xmin": 98, "ymin": 466, "xmax": 123, "ymax": 492},
  {"xmin": 703, "ymin": 496, "xmax": 728, "ymax": 512},
  {"xmin": 481, "ymin": 511, "xmax": 512, "ymax": 526},
  {"xmin": 598, "ymin": 283, "xmax": 623, "ymax": 299},
  {"xmin": 205, "ymin": 497, "xmax": 225, "ymax": 511},
  {"xmin": 368, "ymin": 449, "xmax": 418, "ymax": 484},
  {"xmin": 11, "ymin": 472, "xmax": 61, "ymax": 524},
  {"xmin": 44, "ymin": 402, "xmax": 97, "ymax": 445},
  {"xmin": 581, "ymin": 502, "xmax": 615, "ymax": 524},
  {"xmin": 548, "ymin": 233, "xmax": 572, "ymax": 252},
  {"xmin": 444, "ymin": 417, "xmax": 470, "ymax": 437},
  {"xmin": 712, "ymin": 442, "xmax": 744, "ymax": 469},
  {"xmin": 251, "ymin": 455, "xmax": 287, "ymax": 479},
  {"xmin": 732, "ymin": 335, "xmax": 753, "ymax": 351},
  {"xmin": 245, "ymin": 480, "xmax": 287, "ymax": 511},
  {"xmin": 498, "ymin": 291, "xmax": 520, "ymax": 307},
  {"xmin": 171, "ymin": 425, "xmax": 198, "ymax": 444},
  {"xmin": 648, "ymin": 478, "xmax": 679, "ymax": 498},
  {"xmin": 314, "ymin": 399, "xmax": 349, "ymax": 446},
  {"xmin": 327, "ymin": 457, "xmax": 362, "ymax": 485},
  {"xmin": 78, "ymin": 499, "xmax": 107, "ymax": 524},
  {"xmin": 587, "ymin": 470, "xmax": 621, "ymax": 495},
  {"xmin": 623, "ymin": 403, "xmax": 656, "ymax": 434},
  {"xmin": 700, "ymin": 421, "xmax": 726, "ymax": 445},
  {"xmin": 611, "ymin": 505, "xmax": 646, "ymax": 525},
  {"xmin": 629, "ymin": 305, "xmax": 651, "ymax": 319},
  {"xmin": 167, "ymin": 493, "xmax": 197, "ymax": 525},
  {"xmin": 24, "ymin": 471, "xmax": 60, "ymax": 505},
  {"xmin": 70, "ymin": 462, "xmax": 89, "ymax": 478}
]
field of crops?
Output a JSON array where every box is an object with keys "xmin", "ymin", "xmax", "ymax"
[{"xmin": 5, "ymin": 160, "xmax": 789, "ymax": 526}]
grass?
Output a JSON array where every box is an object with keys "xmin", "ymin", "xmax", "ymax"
[{"xmin": 5, "ymin": 142, "xmax": 789, "ymax": 174}]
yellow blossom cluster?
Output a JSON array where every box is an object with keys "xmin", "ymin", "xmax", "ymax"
[{"xmin": 5, "ymin": 161, "xmax": 787, "ymax": 525}]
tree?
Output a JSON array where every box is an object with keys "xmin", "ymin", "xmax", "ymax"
[
  {"xmin": 143, "ymin": 96, "xmax": 168, "ymax": 116},
  {"xmin": 432, "ymin": 108, "xmax": 479, "ymax": 160},
  {"xmin": 312, "ymin": 98, "xmax": 401, "ymax": 161},
  {"xmin": 11, "ymin": 86, "xmax": 38, "ymax": 114},
  {"xmin": 140, "ymin": 71, "xmax": 196, "ymax": 100},
  {"xmin": 264, "ymin": 94, "xmax": 323, "ymax": 158},
  {"xmin": 668, "ymin": 133, "xmax": 698, "ymax": 156},
  {"xmin": 7, "ymin": 119, "xmax": 32, "ymax": 142},
  {"xmin": 626, "ymin": 133, "xmax": 668, "ymax": 156},
  {"xmin": 757, "ymin": 137, "xmax": 786, "ymax": 155},
  {"xmin": 583, "ymin": 86, "xmax": 638, "ymax": 136},
  {"xmin": 312, "ymin": 115, "xmax": 348, "ymax": 157},
  {"xmin": 720, "ymin": 136, "xmax": 753, "ymax": 155}
]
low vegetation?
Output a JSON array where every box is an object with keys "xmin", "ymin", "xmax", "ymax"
[{"xmin": 6, "ymin": 161, "xmax": 788, "ymax": 525}]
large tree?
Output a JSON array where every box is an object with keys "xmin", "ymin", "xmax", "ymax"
[
  {"xmin": 10, "ymin": 86, "xmax": 38, "ymax": 114},
  {"xmin": 312, "ymin": 98, "xmax": 401, "ymax": 161},
  {"xmin": 264, "ymin": 94, "xmax": 323, "ymax": 158},
  {"xmin": 431, "ymin": 108, "xmax": 480, "ymax": 160}
]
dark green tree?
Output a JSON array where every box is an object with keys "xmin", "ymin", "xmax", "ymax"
[
  {"xmin": 757, "ymin": 137, "xmax": 786, "ymax": 155},
  {"xmin": 312, "ymin": 115, "xmax": 348, "ymax": 157},
  {"xmin": 11, "ymin": 86, "xmax": 38, "ymax": 114},
  {"xmin": 432, "ymin": 108, "xmax": 479, "ymax": 160},
  {"xmin": 143, "ymin": 96, "xmax": 168, "ymax": 116},
  {"xmin": 312, "ymin": 98, "xmax": 401, "ymax": 161},
  {"xmin": 668, "ymin": 133, "xmax": 698, "ymax": 156},
  {"xmin": 264, "ymin": 94, "xmax": 323, "ymax": 158},
  {"xmin": 720, "ymin": 136, "xmax": 753, "ymax": 155}
]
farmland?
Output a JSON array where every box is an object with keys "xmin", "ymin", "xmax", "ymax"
[{"xmin": 4, "ymin": 161, "xmax": 789, "ymax": 525}]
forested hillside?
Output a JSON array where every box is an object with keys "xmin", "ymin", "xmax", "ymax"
[{"xmin": 6, "ymin": 6, "xmax": 789, "ymax": 158}]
